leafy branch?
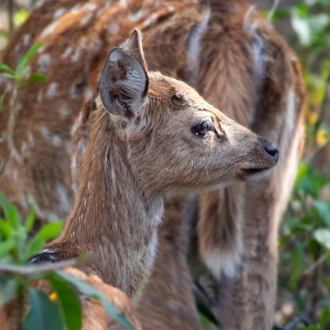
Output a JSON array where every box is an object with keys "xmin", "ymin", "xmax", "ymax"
[{"xmin": 0, "ymin": 42, "xmax": 47, "ymax": 175}]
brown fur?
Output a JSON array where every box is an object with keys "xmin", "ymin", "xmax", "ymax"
[{"xmin": 0, "ymin": 0, "xmax": 304, "ymax": 329}]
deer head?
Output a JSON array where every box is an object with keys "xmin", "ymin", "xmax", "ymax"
[{"xmin": 99, "ymin": 29, "xmax": 278, "ymax": 195}]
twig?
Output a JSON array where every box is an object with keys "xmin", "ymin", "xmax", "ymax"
[
  {"xmin": 273, "ymin": 314, "xmax": 311, "ymax": 330},
  {"xmin": 303, "ymin": 252, "xmax": 330, "ymax": 276},
  {"xmin": 0, "ymin": 258, "xmax": 87, "ymax": 275}
]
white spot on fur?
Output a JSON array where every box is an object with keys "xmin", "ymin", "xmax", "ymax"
[
  {"xmin": 41, "ymin": 21, "xmax": 58, "ymax": 39},
  {"xmin": 96, "ymin": 9, "xmax": 103, "ymax": 18},
  {"xmin": 71, "ymin": 157, "xmax": 77, "ymax": 171},
  {"xmin": 119, "ymin": 0, "xmax": 127, "ymax": 7},
  {"xmin": 71, "ymin": 48, "xmax": 82, "ymax": 62},
  {"xmin": 78, "ymin": 140, "xmax": 86, "ymax": 154},
  {"xmin": 244, "ymin": 5, "xmax": 267, "ymax": 85},
  {"xmin": 84, "ymin": 3, "xmax": 97, "ymax": 11},
  {"xmin": 28, "ymin": 133, "xmax": 35, "ymax": 146},
  {"xmin": 11, "ymin": 148, "xmax": 22, "ymax": 164},
  {"xmin": 38, "ymin": 54, "xmax": 51, "ymax": 73},
  {"xmin": 23, "ymin": 34, "xmax": 31, "ymax": 46},
  {"xmin": 70, "ymin": 85, "xmax": 80, "ymax": 99},
  {"xmin": 130, "ymin": 10, "xmax": 144, "ymax": 22},
  {"xmin": 56, "ymin": 185, "xmax": 72, "ymax": 214},
  {"xmin": 71, "ymin": 112, "xmax": 83, "ymax": 135},
  {"xmin": 37, "ymin": 45, "xmax": 45, "ymax": 54},
  {"xmin": 187, "ymin": 6, "xmax": 210, "ymax": 86},
  {"xmin": 84, "ymin": 88, "xmax": 93, "ymax": 101},
  {"xmin": 12, "ymin": 170, "xmax": 18, "ymax": 182},
  {"xmin": 60, "ymin": 104, "xmax": 70, "ymax": 117},
  {"xmin": 107, "ymin": 24, "xmax": 119, "ymax": 34},
  {"xmin": 52, "ymin": 135, "xmax": 63, "ymax": 147},
  {"xmin": 47, "ymin": 82, "xmax": 57, "ymax": 97},
  {"xmin": 37, "ymin": 90, "xmax": 43, "ymax": 103},
  {"xmin": 65, "ymin": 142, "xmax": 71, "ymax": 154},
  {"xmin": 21, "ymin": 143, "xmax": 27, "ymax": 153},
  {"xmin": 143, "ymin": 13, "xmax": 158, "ymax": 27},
  {"xmin": 62, "ymin": 47, "xmax": 73, "ymax": 59},
  {"xmin": 80, "ymin": 14, "xmax": 93, "ymax": 26},
  {"xmin": 29, "ymin": 196, "xmax": 59, "ymax": 222},
  {"xmin": 71, "ymin": 4, "xmax": 82, "ymax": 13},
  {"xmin": 54, "ymin": 8, "xmax": 66, "ymax": 19},
  {"xmin": 15, "ymin": 43, "xmax": 21, "ymax": 53},
  {"xmin": 41, "ymin": 126, "xmax": 50, "ymax": 138}
]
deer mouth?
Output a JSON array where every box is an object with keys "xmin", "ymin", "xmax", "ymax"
[{"xmin": 241, "ymin": 167, "xmax": 272, "ymax": 180}]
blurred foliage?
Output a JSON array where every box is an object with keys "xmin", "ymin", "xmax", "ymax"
[
  {"xmin": 0, "ymin": 194, "xmax": 135, "ymax": 330},
  {"xmin": 275, "ymin": 0, "xmax": 330, "ymax": 329},
  {"xmin": 0, "ymin": 42, "xmax": 47, "ymax": 173}
]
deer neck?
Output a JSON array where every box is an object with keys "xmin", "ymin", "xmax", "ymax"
[{"xmin": 57, "ymin": 108, "xmax": 163, "ymax": 300}]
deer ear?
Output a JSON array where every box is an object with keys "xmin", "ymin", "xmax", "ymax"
[
  {"xmin": 123, "ymin": 29, "xmax": 148, "ymax": 72},
  {"xmin": 100, "ymin": 30, "xmax": 148, "ymax": 120}
]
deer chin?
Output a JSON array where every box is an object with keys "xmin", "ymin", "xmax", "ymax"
[{"xmin": 242, "ymin": 167, "xmax": 272, "ymax": 181}]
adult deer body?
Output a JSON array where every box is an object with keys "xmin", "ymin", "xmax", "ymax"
[
  {"xmin": 0, "ymin": 0, "xmax": 304, "ymax": 329},
  {"xmin": 1, "ymin": 29, "xmax": 278, "ymax": 328}
]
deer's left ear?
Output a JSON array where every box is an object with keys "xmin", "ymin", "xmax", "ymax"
[{"xmin": 100, "ymin": 29, "xmax": 148, "ymax": 121}]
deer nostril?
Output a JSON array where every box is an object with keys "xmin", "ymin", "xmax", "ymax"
[{"xmin": 264, "ymin": 143, "xmax": 279, "ymax": 163}]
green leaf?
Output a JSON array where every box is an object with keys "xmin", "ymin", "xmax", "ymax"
[
  {"xmin": 0, "ymin": 219, "xmax": 12, "ymax": 238},
  {"xmin": 0, "ymin": 278, "xmax": 17, "ymax": 308},
  {"xmin": 0, "ymin": 63, "xmax": 14, "ymax": 74},
  {"xmin": 16, "ymin": 65, "xmax": 31, "ymax": 80},
  {"xmin": 0, "ymin": 194, "xmax": 21, "ymax": 229},
  {"xmin": 55, "ymin": 271, "xmax": 135, "ymax": 330},
  {"xmin": 0, "ymin": 72, "xmax": 15, "ymax": 80},
  {"xmin": 47, "ymin": 274, "xmax": 82, "ymax": 330},
  {"xmin": 25, "ymin": 222, "xmax": 62, "ymax": 259},
  {"xmin": 25, "ymin": 236, "xmax": 45, "ymax": 259},
  {"xmin": 314, "ymin": 228, "xmax": 330, "ymax": 250},
  {"xmin": 16, "ymin": 43, "xmax": 44, "ymax": 73},
  {"xmin": 313, "ymin": 200, "xmax": 330, "ymax": 229},
  {"xmin": 37, "ymin": 222, "xmax": 63, "ymax": 240},
  {"xmin": 0, "ymin": 89, "xmax": 8, "ymax": 114},
  {"xmin": 24, "ymin": 204, "xmax": 35, "ymax": 234},
  {"xmin": 0, "ymin": 237, "xmax": 16, "ymax": 259},
  {"xmin": 289, "ymin": 246, "xmax": 304, "ymax": 290},
  {"xmin": 320, "ymin": 309, "xmax": 330, "ymax": 327},
  {"xmin": 24, "ymin": 288, "xmax": 64, "ymax": 330},
  {"xmin": 25, "ymin": 73, "xmax": 48, "ymax": 83}
]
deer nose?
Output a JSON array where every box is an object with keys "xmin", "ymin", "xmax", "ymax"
[{"xmin": 264, "ymin": 142, "xmax": 279, "ymax": 163}]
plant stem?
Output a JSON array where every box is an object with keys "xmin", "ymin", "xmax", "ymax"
[
  {"xmin": 7, "ymin": 0, "xmax": 15, "ymax": 38},
  {"xmin": 16, "ymin": 275, "xmax": 26, "ymax": 330},
  {"xmin": 309, "ymin": 244, "xmax": 322, "ymax": 322}
]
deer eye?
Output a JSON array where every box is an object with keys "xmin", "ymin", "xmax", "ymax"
[{"xmin": 192, "ymin": 121, "xmax": 213, "ymax": 137}]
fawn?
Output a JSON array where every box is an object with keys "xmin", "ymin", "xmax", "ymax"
[
  {"xmin": 0, "ymin": 0, "xmax": 304, "ymax": 328},
  {"xmin": 1, "ymin": 29, "xmax": 278, "ymax": 328}
]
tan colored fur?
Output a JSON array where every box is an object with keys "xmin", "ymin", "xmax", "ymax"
[{"xmin": 0, "ymin": 0, "xmax": 304, "ymax": 329}]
